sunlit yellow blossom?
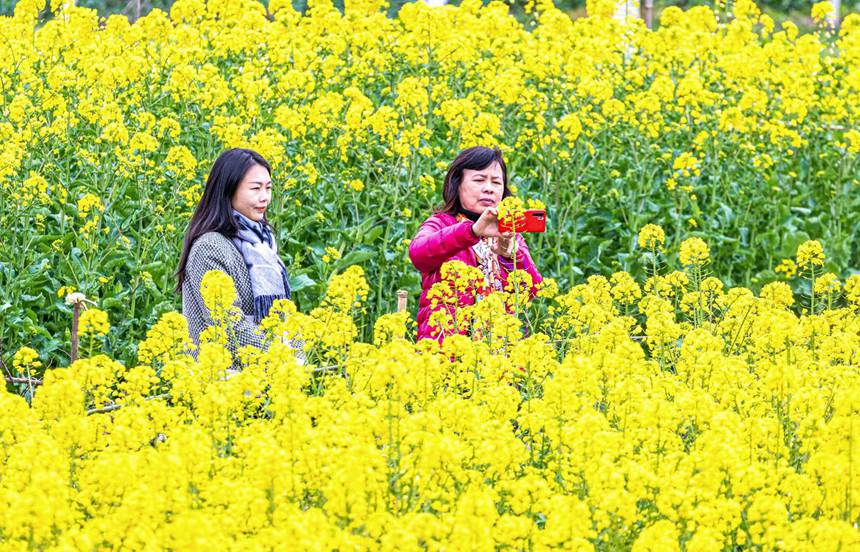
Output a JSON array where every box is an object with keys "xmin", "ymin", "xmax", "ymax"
[
  {"xmin": 373, "ymin": 311, "xmax": 410, "ymax": 345},
  {"xmin": 12, "ymin": 347, "xmax": 41, "ymax": 374},
  {"xmin": 610, "ymin": 271, "xmax": 642, "ymax": 306},
  {"xmin": 813, "ymin": 273, "xmax": 840, "ymax": 296},
  {"xmin": 775, "ymin": 259, "xmax": 797, "ymax": 279},
  {"xmin": 526, "ymin": 198, "xmax": 546, "ymax": 210},
  {"xmin": 760, "ymin": 281, "xmax": 794, "ymax": 309},
  {"xmin": 78, "ymin": 308, "xmax": 110, "ymax": 337},
  {"xmin": 324, "ymin": 265, "xmax": 370, "ymax": 312},
  {"xmin": 679, "ymin": 237, "xmax": 710, "ymax": 267},
  {"xmin": 322, "ymin": 247, "xmax": 342, "ymax": 264},
  {"xmin": 536, "ymin": 278, "xmax": 558, "ymax": 299},
  {"xmin": 165, "ymin": 145, "xmax": 198, "ymax": 179},
  {"xmin": 587, "ymin": 0, "xmax": 616, "ymax": 18},
  {"xmin": 811, "ymin": 1, "xmax": 834, "ymax": 23},
  {"xmin": 57, "ymin": 285, "xmax": 76, "ymax": 299},
  {"xmin": 76, "ymin": 193, "xmax": 104, "ymax": 218},
  {"xmin": 137, "ymin": 311, "xmax": 193, "ymax": 365},
  {"xmin": 672, "ymin": 152, "xmax": 700, "ymax": 178},
  {"xmin": 638, "ymin": 224, "xmax": 666, "ymax": 250},
  {"xmin": 200, "ymin": 270, "xmax": 240, "ymax": 324},
  {"xmin": 20, "ymin": 172, "xmax": 50, "ymax": 206},
  {"xmin": 845, "ymin": 130, "xmax": 860, "ymax": 154},
  {"xmin": 796, "ymin": 240, "xmax": 825, "ymax": 270},
  {"xmin": 633, "ymin": 519, "xmax": 680, "ymax": 551},
  {"xmin": 844, "ymin": 275, "xmax": 860, "ymax": 307},
  {"xmin": 498, "ymin": 196, "xmax": 525, "ymax": 229}
]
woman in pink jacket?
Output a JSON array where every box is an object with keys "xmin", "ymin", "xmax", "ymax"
[{"xmin": 409, "ymin": 146, "xmax": 543, "ymax": 341}]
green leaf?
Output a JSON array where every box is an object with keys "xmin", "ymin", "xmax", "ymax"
[
  {"xmin": 397, "ymin": 272, "xmax": 421, "ymax": 290},
  {"xmin": 289, "ymin": 273, "xmax": 316, "ymax": 292},
  {"xmin": 363, "ymin": 226, "xmax": 384, "ymax": 244},
  {"xmin": 334, "ymin": 249, "xmax": 377, "ymax": 271}
]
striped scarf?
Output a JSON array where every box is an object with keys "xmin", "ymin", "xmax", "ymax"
[{"xmin": 231, "ymin": 210, "xmax": 291, "ymax": 323}]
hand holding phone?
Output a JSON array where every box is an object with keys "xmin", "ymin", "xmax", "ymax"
[{"xmin": 498, "ymin": 209, "xmax": 546, "ymax": 233}]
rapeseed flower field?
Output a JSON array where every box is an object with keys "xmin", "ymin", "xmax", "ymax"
[
  {"xmin": 2, "ymin": 0, "xmax": 860, "ymax": 548},
  {"xmin": 3, "ymin": 232, "xmax": 860, "ymax": 548}
]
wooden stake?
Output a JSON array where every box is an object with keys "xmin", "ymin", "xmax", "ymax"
[{"xmin": 71, "ymin": 302, "xmax": 80, "ymax": 363}]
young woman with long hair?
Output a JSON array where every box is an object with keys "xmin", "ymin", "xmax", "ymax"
[{"xmin": 177, "ymin": 148, "xmax": 295, "ymax": 361}]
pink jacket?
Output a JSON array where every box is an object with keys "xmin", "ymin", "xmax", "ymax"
[{"xmin": 408, "ymin": 212, "xmax": 543, "ymax": 341}]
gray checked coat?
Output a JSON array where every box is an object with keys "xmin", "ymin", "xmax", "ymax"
[
  {"xmin": 182, "ymin": 231, "xmax": 305, "ymax": 366},
  {"xmin": 182, "ymin": 231, "xmax": 286, "ymax": 364}
]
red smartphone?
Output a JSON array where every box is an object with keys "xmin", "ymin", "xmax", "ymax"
[{"xmin": 498, "ymin": 209, "xmax": 547, "ymax": 233}]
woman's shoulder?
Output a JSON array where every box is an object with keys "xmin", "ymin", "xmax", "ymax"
[
  {"xmin": 191, "ymin": 231, "xmax": 232, "ymax": 248},
  {"xmin": 421, "ymin": 211, "xmax": 457, "ymax": 227},
  {"xmin": 188, "ymin": 232, "xmax": 240, "ymax": 261}
]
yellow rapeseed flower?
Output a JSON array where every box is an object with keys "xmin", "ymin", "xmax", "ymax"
[
  {"xmin": 324, "ymin": 265, "xmax": 370, "ymax": 312},
  {"xmin": 811, "ymin": 1, "xmax": 833, "ymax": 23},
  {"xmin": 637, "ymin": 224, "xmax": 666, "ymax": 250},
  {"xmin": 844, "ymin": 274, "xmax": 860, "ymax": 306},
  {"xmin": 775, "ymin": 259, "xmax": 797, "ymax": 279},
  {"xmin": 200, "ymin": 270, "xmax": 240, "ymax": 323},
  {"xmin": 679, "ymin": 237, "xmax": 710, "ymax": 267},
  {"xmin": 76, "ymin": 193, "xmax": 104, "ymax": 218},
  {"xmin": 813, "ymin": 273, "xmax": 840, "ymax": 295},
  {"xmin": 498, "ymin": 196, "xmax": 525, "ymax": 230},
  {"xmin": 796, "ymin": 240, "xmax": 825, "ymax": 270},
  {"xmin": 78, "ymin": 307, "xmax": 110, "ymax": 337},
  {"xmin": 760, "ymin": 281, "xmax": 794, "ymax": 309},
  {"xmin": 12, "ymin": 346, "xmax": 41, "ymax": 374}
]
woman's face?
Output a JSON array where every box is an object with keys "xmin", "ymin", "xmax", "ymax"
[
  {"xmin": 231, "ymin": 164, "xmax": 272, "ymax": 222},
  {"xmin": 458, "ymin": 162, "xmax": 505, "ymax": 212}
]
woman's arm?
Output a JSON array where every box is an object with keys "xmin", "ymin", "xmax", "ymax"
[
  {"xmin": 185, "ymin": 241, "xmax": 265, "ymax": 351},
  {"xmin": 409, "ymin": 216, "xmax": 480, "ymax": 273}
]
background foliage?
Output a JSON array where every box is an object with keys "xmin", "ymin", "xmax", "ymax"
[
  {"xmin": 0, "ymin": 0, "xmax": 858, "ymax": 371},
  {"xmin": 2, "ymin": 0, "xmax": 858, "ymax": 24}
]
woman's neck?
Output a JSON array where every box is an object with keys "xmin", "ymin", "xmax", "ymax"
[{"xmin": 458, "ymin": 207, "xmax": 482, "ymax": 222}]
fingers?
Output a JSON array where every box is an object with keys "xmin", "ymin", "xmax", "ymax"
[
  {"xmin": 474, "ymin": 207, "xmax": 500, "ymax": 239},
  {"xmin": 500, "ymin": 231, "xmax": 514, "ymax": 239},
  {"xmin": 491, "ymin": 238, "xmax": 514, "ymax": 258}
]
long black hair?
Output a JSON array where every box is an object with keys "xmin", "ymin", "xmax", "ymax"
[
  {"xmin": 439, "ymin": 146, "xmax": 511, "ymax": 215},
  {"xmin": 176, "ymin": 148, "xmax": 271, "ymax": 291}
]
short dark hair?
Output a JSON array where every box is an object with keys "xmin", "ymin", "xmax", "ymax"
[
  {"xmin": 176, "ymin": 148, "xmax": 271, "ymax": 291},
  {"xmin": 439, "ymin": 146, "xmax": 511, "ymax": 215}
]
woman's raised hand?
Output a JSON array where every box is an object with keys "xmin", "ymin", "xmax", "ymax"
[
  {"xmin": 491, "ymin": 234, "xmax": 515, "ymax": 258},
  {"xmin": 472, "ymin": 207, "xmax": 504, "ymax": 238}
]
